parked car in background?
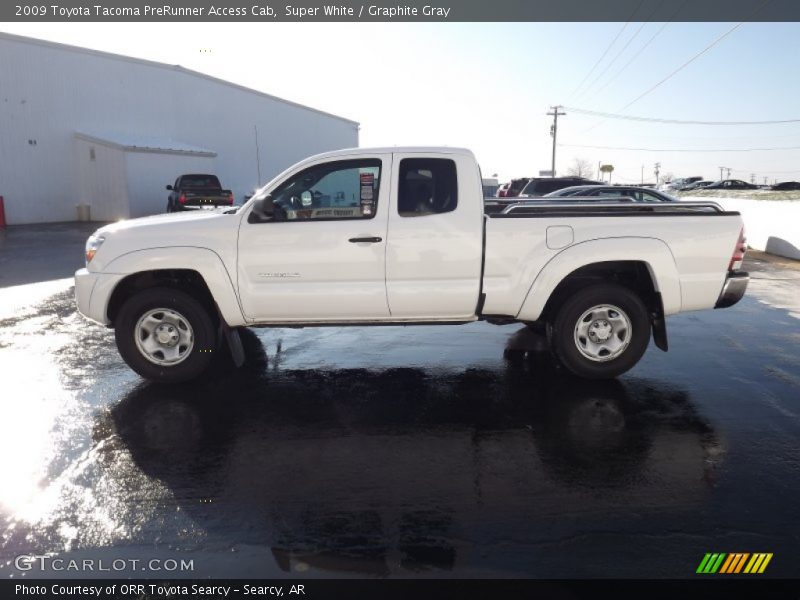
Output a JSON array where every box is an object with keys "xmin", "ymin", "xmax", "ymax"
[
  {"xmin": 544, "ymin": 185, "xmax": 678, "ymax": 202},
  {"xmin": 167, "ymin": 174, "xmax": 235, "ymax": 212},
  {"xmin": 518, "ymin": 176, "xmax": 603, "ymax": 198},
  {"xmin": 496, "ymin": 178, "xmax": 531, "ymax": 198},
  {"xmin": 702, "ymin": 180, "xmax": 759, "ymax": 191},
  {"xmin": 663, "ymin": 176, "xmax": 703, "ymax": 192},
  {"xmin": 678, "ymin": 180, "xmax": 714, "ymax": 192},
  {"xmin": 771, "ymin": 181, "xmax": 800, "ymax": 191}
]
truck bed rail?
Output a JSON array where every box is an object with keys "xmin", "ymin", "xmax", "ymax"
[{"xmin": 492, "ymin": 199, "xmax": 733, "ymax": 218}]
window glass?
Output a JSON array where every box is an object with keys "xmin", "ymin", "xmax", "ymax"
[
  {"xmin": 181, "ymin": 175, "xmax": 221, "ymax": 189},
  {"xmin": 640, "ymin": 191, "xmax": 662, "ymax": 202},
  {"xmin": 256, "ymin": 159, "xmax": 381, "ymax": 222},
  {"xmin": 398, "ymin": 158, "xmax": 458, "ymax": 217}
]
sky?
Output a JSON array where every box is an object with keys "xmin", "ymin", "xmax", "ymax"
[{"xmin": 2, "ymin": 21, "xmax": 800, "ymax": 184}]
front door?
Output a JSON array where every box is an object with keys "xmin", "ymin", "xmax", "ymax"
[{"xmin": 237, "ymin": 155, "xmax": 391, "ymax": 322}]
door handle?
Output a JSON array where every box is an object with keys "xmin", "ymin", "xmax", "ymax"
[{"xmin": 348, "ymin": 236, "xmax": 383, "ymax": 243}]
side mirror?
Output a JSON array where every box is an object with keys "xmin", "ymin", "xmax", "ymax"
[
  {"xmin": 252, "ymin": 194, "xmax": 274, "ymax": 219},
  {"xmin": 166, "ymin": 185, "xmax": 173, "ymax": 191}
]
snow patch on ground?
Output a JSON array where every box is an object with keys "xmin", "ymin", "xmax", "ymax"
[{"xmin": 683, "ymin": 196, "xmax": 800, "ymax": 260}]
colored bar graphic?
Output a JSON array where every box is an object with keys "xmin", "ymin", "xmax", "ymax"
[
  {"xmin": 698, "ymin": 552, "xmax": 772, "ymax": 575},
  {"xmin": 719, "ymin": 554, "xmax": 736, "ymax": 573},
  {"xmin": 710, "ymin": 553, "xmax": 726, "ymax": 573},
  {"xmin": 758, "ymin": 554, "xmax": 773, "ymax": 573},
  {"xmin": 696, "ymin": 553, "xmax": 713, "ymax": 574},
  {"xmin": 733, "ymin": 553, "xmax": 750, "ymax": 573}
]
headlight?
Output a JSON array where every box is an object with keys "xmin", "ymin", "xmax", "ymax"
[{"xmin": 85, "ymin": 234, "xmax": 105, "ymax": 265}]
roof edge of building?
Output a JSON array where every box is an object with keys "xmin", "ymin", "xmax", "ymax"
[
  {"xmin": 0, "ymin": 31, "xmax": 360, "ymax": 128},
  {"xmin": 74, "ymin": 132, "xmax": 218, "ymax": 157}
]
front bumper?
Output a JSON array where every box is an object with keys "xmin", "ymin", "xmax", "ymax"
[
  {"xmin": 714, "ymin": 271, "xmax": 749, "ymax": 309},
  {"xmin": 75, "ymin": 268, "xmax": 125, "ymax": 325}
]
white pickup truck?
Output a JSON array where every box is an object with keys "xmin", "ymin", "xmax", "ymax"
[{"xmin": 75, "ymin": 147, "xmax": 749, "ymax": 383}]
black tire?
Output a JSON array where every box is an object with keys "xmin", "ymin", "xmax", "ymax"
[
  {"xmin": 115, "ymin": 287, "xmax": 217, "ymax": 383},
  {"xmin": 551, "ymin": 283, "xmax": 650, "ymax": 379}
]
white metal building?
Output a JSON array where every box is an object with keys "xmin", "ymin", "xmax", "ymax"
[{"xmin": 0, "ymin": 32, "xmax": 359, "ymax": 224}]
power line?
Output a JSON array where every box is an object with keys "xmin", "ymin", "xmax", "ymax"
[
  {"xmin": 568, "ymin": 22, "xmax": 632, "ymax": 101},
  {"xmin": 559, "ymin": 143, "xmax": 800, "ymax": 153},
  {"xmin": 618, "ymin": 20, "xmax": 748, "ymax": 112},
  {"xmin": 575, "ymin": 0, "xmax": 647, "ymax": 101},
  {"xmin": 564, "ymin": 106, "xmax": 800, "ymax": 126},
  {"xmin": 593, "ymin": 0, "xmax": 685, "ymax": 96}
]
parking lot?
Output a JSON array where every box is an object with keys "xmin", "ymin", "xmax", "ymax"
[{"xmin": 0, "ymin": 223, "xmax": 799, "ymax": 579}]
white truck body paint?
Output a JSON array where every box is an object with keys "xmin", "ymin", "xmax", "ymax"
[{"xmin": 75, "ymin": 147, "xmax": 745, "ymax": 338}]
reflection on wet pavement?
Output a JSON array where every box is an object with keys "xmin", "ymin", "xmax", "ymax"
[{"xmin": 0, "ymin": 272, "xmax": 798, "ymax": 578}]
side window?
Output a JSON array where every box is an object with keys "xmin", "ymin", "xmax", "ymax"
[
  {"xmin": 640, "ymin": 191, "xmax": 661, "ymax": 202},
  {"xmin": 254, "ymin": 159, "xmax": 381, "ymax": 222},
  {"xmin": 398, "ymin": 158, "xmax": 458, "ymax": 217}
]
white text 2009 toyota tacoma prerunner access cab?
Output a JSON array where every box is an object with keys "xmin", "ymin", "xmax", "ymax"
[{"xmin": 75, "ymin": 147, "xmax": 749, "ymax": 382}]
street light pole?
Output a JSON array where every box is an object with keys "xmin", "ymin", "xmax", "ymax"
[{"xmin": 547, "ymin": 105, "xmax": 565, "ymax": 178}]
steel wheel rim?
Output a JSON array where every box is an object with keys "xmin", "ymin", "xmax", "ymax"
[
  {"xmin": 134, "ymin": 308, "xmax": 194, "ymax": 366},
  {"xmin": 573, "ymin": 304, "xmax": 632, "ymax": 362}
]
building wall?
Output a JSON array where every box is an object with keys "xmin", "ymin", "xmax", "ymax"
[
  {"xmin": 74, "ymin": 137, "xmax": 129, "ymax": 222},
  {"xmin": 0, "ymin": 33, "xmax": 359, "ymax": 224}
]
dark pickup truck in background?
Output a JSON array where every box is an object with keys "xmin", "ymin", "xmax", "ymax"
[{"xmin": 166, "ymin": 174, "xmax": 234, "ymax": 212}]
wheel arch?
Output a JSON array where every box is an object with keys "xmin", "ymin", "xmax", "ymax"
[
  {"xmin": 102, "ymin": 247, "xmax": 245, "ymax": 327},
  {"xmin": 516, "ymin": 238, "xmax": 681, "ymax": 323}
]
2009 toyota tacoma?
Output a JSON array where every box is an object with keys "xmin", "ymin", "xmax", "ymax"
[{"xmin": 74, "ymin": 147, "xmax": 749, "ymax": 383}]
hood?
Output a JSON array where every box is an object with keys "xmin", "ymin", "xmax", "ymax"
[
  {"xmin": 95, "ymin": 209, "xmax": 232, "ymax": 236},
  {"xmin": 88, "ymin": 209, "xmax": 241, "ymax": 273}
]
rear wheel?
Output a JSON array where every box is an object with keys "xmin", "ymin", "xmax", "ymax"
[
  {"xmin": 551, "ymin": 284, "xmax": 650, "ymax": 379},
  {"xmin": 115, "ymin": 287, "xmax": 217, "ymax": 383}
]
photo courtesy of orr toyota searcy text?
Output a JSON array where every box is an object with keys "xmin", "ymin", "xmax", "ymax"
[{"xmin": 14, "ymin": 584, "xmax": 296, "ymax": 597}]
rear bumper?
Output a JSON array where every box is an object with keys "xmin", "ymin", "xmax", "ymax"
[{"xmin": 714, "ymin": 271, "xmax": 749, "ymax": 309}]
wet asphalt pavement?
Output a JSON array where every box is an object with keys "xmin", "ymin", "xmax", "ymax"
[{"xmin": 0, "ymin": 225, "xmax": 799, "ymax": 579}]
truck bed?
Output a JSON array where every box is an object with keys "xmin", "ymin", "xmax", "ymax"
[{"xmin": 481, "ymin": 201, "xmax": 743, "ymax": 320}]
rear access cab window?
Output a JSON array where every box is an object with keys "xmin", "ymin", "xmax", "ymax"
[{"xmin": 398, "ymin": 158, "xmax": 458, "ymax": 217}]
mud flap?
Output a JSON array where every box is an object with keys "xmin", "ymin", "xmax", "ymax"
[
  {"xmin": 222, "ymin": 325, "xmax": 246, "ymax": 368},
  {"xmin": 651, "ymin": 313, "xmax": 668, "ymax": 352}
]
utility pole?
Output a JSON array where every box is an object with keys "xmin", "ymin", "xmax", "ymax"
[
  {"xmin": 726, "ymin": 167, "xmax": 732, "ymax": 179},
  {"xmin": 764, "ymin": 176, "xmax": 768, "ymax": 186},
  {"xmin": 254, "ymin": 124, "xmax": 262, "ymax": 186},
  {"xmin": 750, "ymin": 174, "xmax": 756, "ymax": 184},
  {"xmin": 547, "ymin": 105, "xmax": 565, "ymax": 178},
  {"xmin": 654, "ymin": 162, "xmax": 661, "ymax": 185},
  {"xmin": 641, "ymin": 164, "xmax": 644, "ymax": 184},
  {"xmin": 718, "ymin": 166, "xmax": 726, "ymax": 180}
]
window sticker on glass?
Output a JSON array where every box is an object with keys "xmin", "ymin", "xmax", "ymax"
[{"xmin": 360, "ymin": 171, "xmax": 375, "ymax": 215}]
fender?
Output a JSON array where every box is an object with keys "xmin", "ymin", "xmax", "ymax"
[
  {"xmin": 516, "ymin": 237, "xmax": 682, "ymax": 322},
  {"xmin": 103, "ymin": 247, "xmax": 246, "ymax": 326}
]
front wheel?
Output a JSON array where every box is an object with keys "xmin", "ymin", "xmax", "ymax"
[
  {"xmin": 551, "ymin": 284, "xmax": 650, "ymax": 379},
  {"xmin": 115, "ymin": 287, "xmax": 217, "ymax": 383}
]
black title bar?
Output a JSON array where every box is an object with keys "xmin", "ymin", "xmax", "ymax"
[
  {"xmin": 3, "ymin": 579, "xmax": 800, "ymax": 600},
  {"xmin": 4, "ymin": 0, "xmax": 800, "ymax": 22}
]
